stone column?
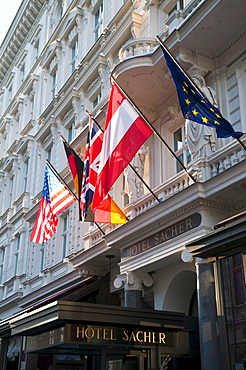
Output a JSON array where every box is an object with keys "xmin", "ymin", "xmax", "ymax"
[
  {"xmin": 114, "ymin": 272, "xmax": 153, "ymax": 308},
  {"xmin": 195, "ymin": 258, "xmax": 222, "ymax": 370}
]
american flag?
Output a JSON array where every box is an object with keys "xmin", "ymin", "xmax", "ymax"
[{"xmin": 30, "ymin": 163, "xmax": 76, "ymax": 244}]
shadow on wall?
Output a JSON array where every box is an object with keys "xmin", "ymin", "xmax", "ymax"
[{"xmin": 163, "ymin": 270, "xmax": 197, "ymax": 315}]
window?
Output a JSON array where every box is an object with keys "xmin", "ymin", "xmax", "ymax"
[
  {"xmin": 94, "ymin": 3, "xmax": 103, "ymax": 41},
  {"xmin": 68, "ymin": 121, "xmax": 75, "ymax": 143},
  {"xmin": 34, "ymin": 38, "xmax": 40, "ymax": 61},
  {"xmin": 47, "ymin": 147, "xmax": 52, "ymax": 162},
  {"xmin": 40, "ymin": 243, "xmax": 45, "ymax": 272},
  {"xmin": 122, "ymin": 174, "xmax": 129, "ymax": 206},
  {"xmin": 0, "ymin": 248, "xmax": 5, "ymax": 285},
  {"xmin": 9, "ymin": 176, "xmax": 14, "ymax": 208},
  {"xmin": 232, "ymin": 254, "xmax": 245, "ymax": 305},
  {"xmin": 23, "ymin": 159, "xmax": 29, "ymax": 192},
  {"xmin": 14, "ymin": 235, "xmax": 20, "ymax": 276},
  {"xmin": 8, "ymin": 84, "xmax": 13, "ymax": 104},
  {"xmin": 168, "ymin": 0, "xmax": 184, "ymax": 16},
  {"xmin": 71, "ymin": 39, "xmax": 78, "ymax": 72},
  {"xmin": 57, "ymin": 0, "xmax": 63, "ymax": 19},
  {"xmin": 221, "ymin": 253, "xmax": 246, "ymax": 367},
  {"xmin": 51, "ymin": 71, "xmax": 57, "ymax": 99},
  {"xmin": 173, "ymin": 127, "xmax": 191, "ymax": 173},
  {"xmin": 93, "ymin": 91, "xmax": 102, "ymax": 108},
  {"xmin": 30, "ymin": 94, "xmax": 34, "ymax": 119},
  {"xmin": 62, "ymin": 215, "xmax": 69, "ymax": 259},
  {"xmin": 20, "ymin": 62, "xmax": 25, "ymax": 84}
]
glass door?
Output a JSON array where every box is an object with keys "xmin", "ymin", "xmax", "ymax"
[{"xmin": 105, "ymin": 350, "xmax": 148, "ymax": 370}]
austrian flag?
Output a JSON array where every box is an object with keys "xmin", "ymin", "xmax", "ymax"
[{"xmin": 92, "ymin": 83, "xmax": 153, "ymax": 210}]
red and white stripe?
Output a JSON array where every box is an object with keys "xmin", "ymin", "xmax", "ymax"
[
  {"xmin": 30, "ymin": 198, "xmax": 58, "ymax": 244},
  {"xmin": 92, "ymin": 83, "xmax": 153, "ymax": 209},
  {"xmin": 50, "ymin": 184, "xmax": 75, "ymax": 215},
  {"xmin": 30, "ymin": 164, "xmax": 76, "ymax": 244}
]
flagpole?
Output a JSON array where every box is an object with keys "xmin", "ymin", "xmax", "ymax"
[
  {"xmin": 110, "ymin": 76, "xmax": 197, "ymax": 183},
  {"xmin": 46, "ymin": 159, "xmax": 78, "ymax": 200},
  {"xmin": 50, "ymin": 156, "xmax": 106, "ymax": 236},
  {"xmin": 86, "ymin": 111, "xmax": 161, "ymax": 204},
  {"xmin": 156, "ymin": 35, "xmax": 246, "ymax": 152},
  {"xmin": 60, "ymin": 135, "xmax": 83, "ymax": 221}
]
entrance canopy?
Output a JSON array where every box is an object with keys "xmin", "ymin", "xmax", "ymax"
[
  {"xmin": 0, "ymin": 301, "xmax": 199, "ymax": 356},
  {"xmin": 186, "ymin": 219, "xmax": 246, "ymax": 258}
]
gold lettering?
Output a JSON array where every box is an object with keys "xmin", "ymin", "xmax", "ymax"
[
  {"xmin": 123, "ymin": 330, "xmax": 129, "ymax": 341},
  {"xmin": 142, "ymin": 240, "xmax": 147, "ymax": 251},
  {"xmin": 171, "ymin": 224, "xmax": 178, "ymax": 237},
  {"xmin": 186, "ymin": 218, "xmax": 192, "ymax": 230},
  {"xmin": 110, "ymin": 328, "xmax": 117, "ymax": 341},
  {"xmin": 129, "ymin": 331, "xmax": 137, "ymax": 341},
  {"xmin": 159, "ymin": 231, "xmax": 165, "ymax": 243},
  {"xmin": 165, "ymin": 228, "xmax": 171, "ymax": 239},
  {"xmin": 152, "ymin": 332, "xmax": 158, "ymax": 343},
  {"xmin": 132, "ymin": 245, "xmax": 138, "ymax": 255},
  {"xmin": 179, "ymin": 221, "xmax": 184, "ymax": 234},
  {"xmin": 159, "ymin": 333, "xmax": 166, "ymax": 344},
  {"xmin": 76, "ymin": 326, "xmax": 85, "ymax": 339},
  {"xmin": 85, "ymin": 327, "xmax": 94, "ymax": 339},
  {"xmin": 127, "ymin": 248, "xmax": 131, "ymax": 258},
  {"xmin": 155, "ymin": 233, "xmax": 159, "ymax": 244},
  {"xmin": 136, "ymin": 331, "xmax": 143, "ymax": 342},
  {"xmin": 147, "ymin": 238, "xmax": 151, "ymax": 249},
  {"xmin": 95, "ymin": 327, "xmax": 102, "ymax": 339},
  {"xmin": 144, "ymin": 331, "xmax": 152, "ymax": 343},
  {"xmin": 103, "ymin": 328, "xmax": 110, "ymax": 340}
]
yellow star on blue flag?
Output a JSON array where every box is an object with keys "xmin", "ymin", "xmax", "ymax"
[{"xmin": 160, "ymin": 45, "xmax": 244, "ymax": 139}]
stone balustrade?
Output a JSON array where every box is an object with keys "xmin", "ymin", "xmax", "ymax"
[
  {"xmin": 119, "ymin": 38, "xmax": 158, "ymax": 62},
  {"xmin": 84, "ymin": 137, "xmax": 246, "ymax": 247}
]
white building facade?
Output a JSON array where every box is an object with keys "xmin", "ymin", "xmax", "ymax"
[{"xmin": 0, "ymin": 0, "xmax": 245, "ymax": 369}]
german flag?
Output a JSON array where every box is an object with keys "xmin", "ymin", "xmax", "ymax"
[{"xmin": 62, "ymin": 138, "xmax": 84, "ymax": 219}]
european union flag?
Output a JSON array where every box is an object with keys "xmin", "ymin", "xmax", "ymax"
[{"xmin": 160, "ymin": 45, "xmax": 244, "ymax": 139}]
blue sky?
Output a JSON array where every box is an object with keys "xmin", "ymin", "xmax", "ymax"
[{"xmin": 0, "ymin": 0, "xmax": 23, "ymax": 45}]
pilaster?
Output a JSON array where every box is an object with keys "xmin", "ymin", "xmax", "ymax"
[
  {"xmin": 114, "ymin": 271, "xmax": 153, "ymax": 308},
  {"xmin": 195, "ymin": 258, "xmax": 223, "ymax": 370}
]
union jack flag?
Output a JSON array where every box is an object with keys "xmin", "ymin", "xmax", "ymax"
[{"xmin": 80, "ymin": 115, "xmax": 103, "ymax": 221}]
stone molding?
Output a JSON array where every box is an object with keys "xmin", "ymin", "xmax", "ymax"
[{"xmin": 114, "ymin": 271, "xmax": 153, "ymax": 292}]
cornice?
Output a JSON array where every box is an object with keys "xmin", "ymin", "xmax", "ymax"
[
  {"xmin": 215, "ymin": 29, "xmax": 246, "ymax": 59},
  {"xmin": 0, "ymin": 291, "xmax": 23, "ymax": 311},
  {"xmin": 18, "ymin": 268, "xmax": 83, "ymax": 309},
  {"xmin": 0, "ymin": 0, "xmax": 47, "ymax": 85},
  {"xmin": 104, "ymin": 183, "xmax": 238, "ymax": 250}
]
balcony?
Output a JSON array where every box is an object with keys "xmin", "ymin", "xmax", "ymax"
[
  {"xmin": 83, "ymin": 136, "xmax": 246, "ymax": 248},
  {"xmin": 119, "ymin": 38, "xmax": 158, "ymax": 62}
]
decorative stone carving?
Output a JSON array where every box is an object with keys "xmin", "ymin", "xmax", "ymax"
[
  {"xmin": 130, "ymin": 12, "xmax": 142, "ymax": 38},
  {"xmin": 107, "ymin": 53, "xmax": 115, "ymax": 72},
  {"xmin": 124, "ymin": 145, "xmax": 148, "ymax": 202},
  {"xmin": 72, "ymin": 91, "xmax": 80, "ymax": 121},
  {"xmin": 167, "ymin": 104, "xmax": 182, "ymax": 125},
  {"xmin": 144, "ymin": 0, "xmax": 159, "ymax": 11},
  {"xmin": 114, "ymin": 271, "xmax": 153, "ymax": 292},
  {"xmin": 132, "ymin": 0, "xmax": 140, "ymax": 9},
  {"xmin": 98, "ymin": 54, "xmax": 107, "ymax": 84},
  {"xmin": 87, "ymin": 77, "xmax": 100, "ymax": 94},
  {"xmin": 186, "ymin": 71, "xmax": 217, "ymax": 160}
]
